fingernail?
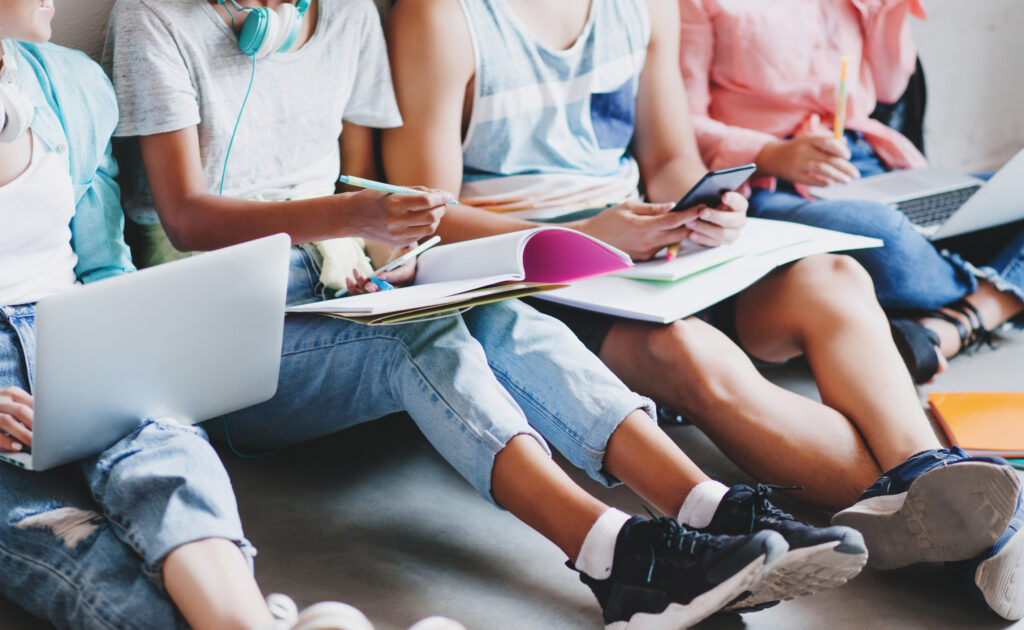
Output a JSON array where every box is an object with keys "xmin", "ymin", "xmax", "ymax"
[{"xmin": 10, "ymin": 442, "xmax": 21, "ymax": 451}]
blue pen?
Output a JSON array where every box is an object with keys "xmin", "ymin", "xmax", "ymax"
[{"xmin": 339, "ymin": 174, "xmax": 458, "ymax": 205}]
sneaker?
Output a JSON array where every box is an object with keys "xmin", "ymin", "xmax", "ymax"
[
  {"xmin": 264, "ymin": 593, "xmax": 375, "ymax": 630},
  {"xmin": 832, "ymin": 447, "xmax": 1021, "ymax": 570},
  {"xmin": 571, "ymin": 515, "xmax": 787, "ymax": 629},
  {"xmin": 947, "ymin": 492, "xmax": 1024, "ymax": 621},
  {"xmin": 406, "ymin": 618, "xmax": 467, "ymax": 630},
  {"xmin": 702, "ymin": 484, "xmax": 867, "ymax": 610}
]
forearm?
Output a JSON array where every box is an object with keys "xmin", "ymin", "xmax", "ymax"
[
  {"xmin": 642, "ymin": 156, "xmax": 708, "ymax": 204},
  {"xmin": 157, "ymin": 192, "xmax": 361, "ymax": 252},
  {"xmin": 437, "ymin": 204, "xmax": 539, "ymax": 243}
]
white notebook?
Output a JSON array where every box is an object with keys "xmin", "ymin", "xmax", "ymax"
[{"xmin": 536, "ymin": 220, "xmax": 882, "ymax": 324}]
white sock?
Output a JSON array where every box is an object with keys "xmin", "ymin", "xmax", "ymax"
[
  {"xmin": 677, "ymin": 480, "xmax": 730, "ymax": 529},
  {"xmin": 575, "ymin": 508, "xmax": 631, "ymax": 580}
]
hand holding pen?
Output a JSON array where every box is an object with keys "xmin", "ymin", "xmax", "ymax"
[{"xmin": 338, "ymin": 175, "xmax": 456, "ymax": 248}]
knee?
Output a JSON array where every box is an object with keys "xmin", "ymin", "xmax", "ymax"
[
  {"xmin": 645, "ymin": 320, "xmax": 740, "ymax": 409},
  {"xmin": 785, "ymin": 255, "xmax": 878, "ymax": 312}
]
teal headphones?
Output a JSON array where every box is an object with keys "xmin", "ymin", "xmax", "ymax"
[{"xmin": 216, "ymin": 0, "xmax": 311, "ymax": 58}]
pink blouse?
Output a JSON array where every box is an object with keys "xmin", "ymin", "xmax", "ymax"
[{"xmin": 679, "ymin": 0, "xmax": 929, "ymax": 193}]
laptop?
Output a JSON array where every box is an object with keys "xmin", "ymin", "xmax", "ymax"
[
  {"xmin": 0, "ymin": 233, "xmax": 290, "ymax": 472},
  {"xmin": 809, "ymin": 148, "xmax": 1024, "ymax": 240}
]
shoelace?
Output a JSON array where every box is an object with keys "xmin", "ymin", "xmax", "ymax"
[
  {"xmin": 746, "ymin": 484, "xmax": 803, "ymax": 533},
  {"xmin": 642, "ymin": 507, "xmax": 722, "ymax": 583}
]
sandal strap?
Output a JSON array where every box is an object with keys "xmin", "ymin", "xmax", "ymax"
[
  {"xmin": 931, "ymin": 299, "xmax": 995, "ymax": 355},
  {"xmin": 926, "ymin": 308, "xmax": 972, "ymax": 347}
]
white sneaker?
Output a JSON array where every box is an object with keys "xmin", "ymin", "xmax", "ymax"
[
  {"xmin": 265, "ymin": 593, "xmax": 375, "ymax": 630},
  {"xmin": 406, "ymin": 617, "xmax": 467, "ymax": 630}
]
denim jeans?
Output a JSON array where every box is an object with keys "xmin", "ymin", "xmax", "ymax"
[
  {"xmin": 0, "ymin": 303, "xmax": 253, "ymax": 630},
  {"xmin": 749, "ymin": 131, "xmax": 1024, "ymax": 317},
  {"xmin": 209, "ymin": 247, "xmax": 654, "ymax": 501}
]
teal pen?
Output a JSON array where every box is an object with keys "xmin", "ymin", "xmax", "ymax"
[{"xmin": 339, "ymin": 174, "xmax": 458, "ymax": 204}]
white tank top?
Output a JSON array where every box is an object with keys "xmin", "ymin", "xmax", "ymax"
[{"xmin": 0, "ymin": 133, "xmax": 79, "ymax": 306}]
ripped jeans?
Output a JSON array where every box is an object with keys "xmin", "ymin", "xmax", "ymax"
[{"xmin": 0, "ymin": 303, "xmax": 253, "ymax": 630}]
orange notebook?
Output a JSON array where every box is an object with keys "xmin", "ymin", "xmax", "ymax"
[{"xmin": 928, "ymin": 392, "xmax": 1024, "ymax": 457}]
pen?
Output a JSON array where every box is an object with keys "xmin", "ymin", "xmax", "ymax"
[
  {"xmin": 834, "ymin": 56, "xmax": 850, "ymax": 141},
  {"xmin": 339, "ymin": 174, "xmax": 458, "ymax": 205}
]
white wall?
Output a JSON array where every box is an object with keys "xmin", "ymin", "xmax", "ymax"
[
  {"xmin": 911, "ymin": 1, "xmax": 1024, "ymax": 171},
  {"xmin": 53, "ymin": 1, "xmax": 1024, "ymax": 173}
]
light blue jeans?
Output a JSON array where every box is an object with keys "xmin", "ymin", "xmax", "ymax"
[
  {"xmin": 209, "ymin": 246, "xmax": 654, "ymax": 502},
  {"xmin": 749, "ymin": 131, "xmax": 1024, "ymax": 318},
  {"xmin": 0, "ymin": 304, "xmax": 253, "ymax": 630}
]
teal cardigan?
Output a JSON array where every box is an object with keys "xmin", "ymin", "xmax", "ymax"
[{"xmin": 7, "ymin": 40, "xmax": 135, "ymax": 283}]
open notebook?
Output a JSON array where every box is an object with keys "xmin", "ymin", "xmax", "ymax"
[
  {"xmin": 286, "ymin": 227, "xmax": 632, "ymax": 324},
  {"xmin": 536, "ymin": 219, "xmax": 882, "ymax": 324}
]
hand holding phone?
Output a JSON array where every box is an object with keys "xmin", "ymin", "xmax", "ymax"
[{"xmin": 666, "ymin": 164, "xmax": 755, "ymax": 258}]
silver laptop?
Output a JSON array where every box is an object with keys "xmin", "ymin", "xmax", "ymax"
[
  {"xmin": 810, "ymin": 148, "xmax": 1024, "ymax": 239},
  {"xmin": 1, "ymin": 233, "xmax": 290, "ymax": 472}
]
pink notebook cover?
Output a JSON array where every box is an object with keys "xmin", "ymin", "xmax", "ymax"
[{"xmin": 522, "ymin": 229, "xmax": 632, "ymax": 283}]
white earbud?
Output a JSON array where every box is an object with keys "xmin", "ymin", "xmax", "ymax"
[{"xmin": 0, "ymin": 82, "xmax": 33, "ymax": 143}]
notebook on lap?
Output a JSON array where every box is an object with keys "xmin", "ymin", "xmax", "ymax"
[
  {"xmin": 809, "ymin": 148, "xmax": 1024, "ymax": 239},
  {"xmin": 0, "ymin": 234, "xmax": 290, "ymax": 472}
]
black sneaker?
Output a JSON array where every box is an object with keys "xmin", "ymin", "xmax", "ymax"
[
  {"xmin": 571, "ymin": 515, "xmax": 787, "ymax": 629},
  {"xmin": 701, "ymin": 484, "xmax": 867, "ymax": 611}
]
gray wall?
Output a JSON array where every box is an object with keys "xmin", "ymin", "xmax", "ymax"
[
  {"xmin": 53, "ymin": 0, "xmax": 1024, "ymax": 172},
  {"xmin": 911, "ymin": 0, "xmax": 1024, "ymax": 171}
]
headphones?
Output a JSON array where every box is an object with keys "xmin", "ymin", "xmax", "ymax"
[
  {"xmin": 0, "ymin": 82, "xmax": 32, "ymax": 144},
  {"xmin": 217, "ymin": 0, "xmax": 311, "ymax": 59}
]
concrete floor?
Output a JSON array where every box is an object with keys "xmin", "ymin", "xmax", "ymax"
[{"xmin": 1, "ymin": 329, "xmax": 1022, "ymax": 630}]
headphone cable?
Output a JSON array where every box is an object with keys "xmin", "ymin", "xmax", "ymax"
[{"xmin": 219, "ymin": 54, "xmax": 257, "ymax": 196}]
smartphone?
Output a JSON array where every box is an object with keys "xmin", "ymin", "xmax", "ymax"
[{"xmin": 671, "ymin": 163, "xmax": 756, "ymax": 212}]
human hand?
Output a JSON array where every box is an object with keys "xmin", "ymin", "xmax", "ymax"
[
  {"xmin": 0, "ymin": 386, "xmax": 33, "ymax": 453},
  {"xmin": 756, "ymin": 134, "xmax": 860, "ymax": 186},
  {"xmin": 576, "ymin": 201, "xmax": 700, "ymax": 261},
  {"xmin": 345, "ymin": 256, "xmax": 417, "ymax": 296},
  {"xmin": 685, "ymin": 191, "xmax": 748, "ymax": 247},
  {"xmin": 339, "ymin": 186, "xmax": 453, "ymax": 248}
]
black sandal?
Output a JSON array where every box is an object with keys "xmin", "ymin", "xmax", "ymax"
[
  {"xmin": 890, "ymin": 319, "xmax": 942, "ymax": 384},
  {"xmin": 891, "ymin": 299, "xmax": 997, "ymax": 385},
  {"xmin": 926, "ymin": 298, "xmax": 995, "ymax": 356}
]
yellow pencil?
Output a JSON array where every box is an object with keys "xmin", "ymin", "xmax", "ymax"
[
  {"xmin": 834, "ymin": 56, "xmax": 850, "ymax": 141},
  {"xmin": 666, "ymin": 243, "xmax": 681, "ymax": 262}
]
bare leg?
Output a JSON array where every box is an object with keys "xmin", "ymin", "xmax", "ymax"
[
  {"xmin": 602, "ymin": 411, "xmax": 709, "ymax": 517},
  {"xmin": 491, "ymin": 435, "xmax": 612, "ymax": 562},
  {"xmin": 918, "ymin": 279, "xmax": 1024, "ymax": 358},
  {"xmin": 734, "ymin": 255, "xmax": 941, "ymax": 468},
  {"xmin": 163, "ymin": 538, "xmax": 272, "ymax": 630},
  {"xmin": 601, "ymin": 313, "xmax": 879, "ymax": 510}
]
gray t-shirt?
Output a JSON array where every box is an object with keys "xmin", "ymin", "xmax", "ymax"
[{"xmin": 104, "ymin": 0, "xmax": 402, "ymax": 224}]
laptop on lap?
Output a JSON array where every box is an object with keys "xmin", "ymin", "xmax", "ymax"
[
  {"xmin": 0, "ymin": 233, "xmax": 290, "ymax": 471},
  {"xmin": 810, "ymin": 148, "xmax": 1024, "ymax": 239}
]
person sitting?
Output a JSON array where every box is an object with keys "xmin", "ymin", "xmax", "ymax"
[
  {"xmin": 677, "ymin": 0, "xmax": 1024, "ymax": 385},
  {"xmin": 382, "ymin": 0, "xmax": 1024, "ymax": 620}
]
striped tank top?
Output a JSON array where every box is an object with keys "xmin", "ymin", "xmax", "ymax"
[{"xmin": 456, "ymin": 0, "xmax": 650, "ymax": 220}]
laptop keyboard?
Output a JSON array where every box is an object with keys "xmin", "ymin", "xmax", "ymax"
[{"xmin": 896, "ymin": 185, "xmax": 981, "ymax": 227}]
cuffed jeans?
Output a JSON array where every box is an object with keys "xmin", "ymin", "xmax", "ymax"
[
  {"xmin": 211, "ymin": 246, "xmax": 654, "ymax": 502},
  {"xmin": 749, "ymin": 131, "xmax": 1024, "ymax": 317},
  {"xmin": 0, "ymin": 304, "xmax": 253, "ymax": 630}
]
